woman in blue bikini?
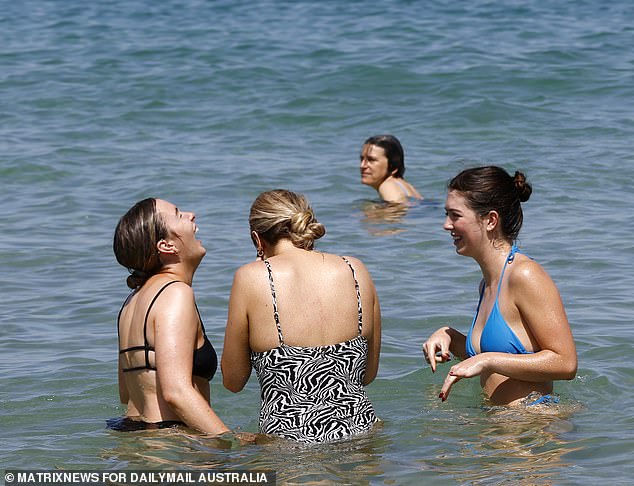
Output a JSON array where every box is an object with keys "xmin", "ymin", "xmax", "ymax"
[{"xmin": 422, "ymin": 166, "xmax": 577, "ymax": 406}]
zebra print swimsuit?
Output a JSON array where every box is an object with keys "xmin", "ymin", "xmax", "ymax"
[{"xmin": 250, "ymin": 257, "xmax": 379, "ymax": 443}]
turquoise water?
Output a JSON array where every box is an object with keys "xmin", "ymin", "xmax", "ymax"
[{"xmin": 2, "ymin": 0, "xmax": 633, "ymax": 484}]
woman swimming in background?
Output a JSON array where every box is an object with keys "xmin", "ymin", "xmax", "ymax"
[
  {"xmin": 422, "ymin": 166, "xmax": 577, "ymax": 406},
  {"xmin": 222, "ymin": 189, "xmax": 381, "ymax": 443},
  {"xmin": 360, "ymin": 134, "xmax": 423, "ymax": 203},
  {"xmin": 111, "ymin": 198, "xmax": 229, "ymax": 433}
]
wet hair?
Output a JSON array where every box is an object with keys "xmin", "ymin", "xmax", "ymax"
[
  {"xmin": 363, "ymin": 134, "xmax": 406, "ymax": 178},
  {"xmin": 113, "ymin": 198, "xmax": 169, "ymax": 289},
  {"xmin": 448, "ymin": 166, "xmax": 532, "ymax": 242},
  {"xmin": 249, "ymin": 189, "xmax": 326, "ymax": 250}
]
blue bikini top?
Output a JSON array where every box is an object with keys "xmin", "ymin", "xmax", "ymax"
[{"xmin": 465, "ymin": 246, "xmax": 533, "ymax": 358}]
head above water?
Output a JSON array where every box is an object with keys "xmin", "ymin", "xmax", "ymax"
[
  {"xmin": 448, "ymin": 166, "xmax": 532, "ymax": 243},
  {"xmin": 113, "ymin": 198, "xmax": 168, "ymax": 289},
  {"xmin": 362, "ymin": 134, "xmax": 405, "ymax": 178},
  {"xmin": 249, "ymin": 189, "xmax": 326, "ymax": 250}
]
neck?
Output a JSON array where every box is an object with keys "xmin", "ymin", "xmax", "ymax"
[
  {"xmin": 476, "ymin": 240, "xmax": 514, "ymax": 286},
  {"xmin": 263, "ymin": 238, "xmax": 307, "ymax": 258},
  {"xmin": 156, "ymin": 262, "xmax": 197, "ymax": 286},
  {"xmin": 374, "ymin": 174, "xmax": 397, "ymax": 190}
]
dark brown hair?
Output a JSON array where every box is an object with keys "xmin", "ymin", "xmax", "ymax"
[
  {"xmin": 113, "ymin": 198, "xmax": 168, "ymax": 289},
  {"xmin": 363, "ymin": 134, "xmax": 406, "ymax": 178},
  {"xmin": 448, "ymin": 166, "xmax": 532, "ymax": 242}
]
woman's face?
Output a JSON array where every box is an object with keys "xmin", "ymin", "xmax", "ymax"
[
  {"xmin": 443, "ymin": 190, "xmax": 486, "ymax": 257},
  {"xmin": 360, "ymin": 144, "xmax": 391, "ymax": 189},
  {"xmin": 155, "ymin": 199, "xmax": 206, "ymax": 259}
]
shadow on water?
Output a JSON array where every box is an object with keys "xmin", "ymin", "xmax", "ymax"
[
  {"xmin": 420, "ymin": 402, "xmax": 584, "ymax": 485},
  {"xmin": 101, "ymin": 425, "xmax": 392, "ymax": 485},
  {"xmin": 357, "ymin": 198, "xmax": 441, "ymax": 237}
]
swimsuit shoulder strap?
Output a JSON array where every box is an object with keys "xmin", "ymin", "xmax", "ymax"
[
  {"xmin": 341, "ymin": 257, "xmax": 363, "ymax": 336},
  {"xmin": 496, "ymin": 245, "xmax": 520, "ymax": 294},
  {"xmin": 194, "ymin": 302, "xmax": 206, "ymax": 335},
  {"xmin": 141, "ymin": 280, "xmax": 181, "ymax": 368},
  {"xmin": 393, "ymin": 178, "xmax": 409, "ymax": 197},
  {"xmin": 263, "ymin": 259, "xmax": 284, "ymax": 345}
]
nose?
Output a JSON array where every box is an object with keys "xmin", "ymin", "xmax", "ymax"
[
  {"xmin": 186, "ymin": 211, "xmax": 196, "ymax": 221},
  {"xmin": 360, "ymin": 157, "xmax": 368, "ymax": 168},
  {"xmin": 442, "ymin": 216, "xmax": 452, "ymax": 231}
]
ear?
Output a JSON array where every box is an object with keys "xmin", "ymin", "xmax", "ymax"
[
  {"xmin": 157, "ymin": 238, "xmax": 178, "ymax": 255},
  {"xmin": 251, "ymin": 231, "xmax": 263, "ymax": 250},
  {"xmin": 485, "ymin": 210, "xmax": 500, "ymax": 232}
]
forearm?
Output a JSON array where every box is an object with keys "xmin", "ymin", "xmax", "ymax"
[
  {"xmin": 118, "ymin": 368, "xmax": 129, "ymax": 404},
  {"xmin": 444, "ymin": 327, "xmax": 468, "ymax": 359},
  {"xmin": 164, "ymin": 387, "xmax": 229, "ymax": 435},
  {"xmin": 484, "ymin": 350, "xmax": 577, "ymax": 382}
]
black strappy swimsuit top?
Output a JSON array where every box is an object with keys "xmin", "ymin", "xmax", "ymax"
[{"xmin": 117, "ymin": 281, "xmax": 217, "ymax": 381}]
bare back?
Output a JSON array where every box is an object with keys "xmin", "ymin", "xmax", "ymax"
[
  {"xmin": 118, "ymin": 278, "xmax": 209, "ymax": 422},
  {"xmin": 245, "ymin": 251, "xmax": 375, "ymax": 352}
]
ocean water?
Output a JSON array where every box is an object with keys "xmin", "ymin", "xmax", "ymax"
[{"xmin": 1, "ymin": 0, "xmax": 633, "ymax": 484}]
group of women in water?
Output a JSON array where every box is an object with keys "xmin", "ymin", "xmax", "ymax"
[{"xmin": 110, "ymin": 135, "xmax": 577, "ymax": 443}]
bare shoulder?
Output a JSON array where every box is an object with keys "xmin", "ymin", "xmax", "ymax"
[
  {"xmin": 235, "ymin": 260, "xmax": 263, "ymax": 276},
  {"xmin": 340, "ymin": 254, "xmax": 366, "ymax": 270},
  {"xmin": 233, "ymin": 260, "xmax": 268, "ymax": 289},
  {"xmin": 157, "ymin": 280, "xmax": 195, "ymax": 301},
  {"xmin": 340, "ymin": 254, "xmax": 372, "ymax": 280},
  {"xmin": 508, "ymin": 254, "xmax": 558, "ymax": 292}
]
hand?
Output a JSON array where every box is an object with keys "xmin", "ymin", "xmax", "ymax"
[
  {"xmin": 422, "ymin": 328, "xmax": 452, "ymax": 373},
  {"xmin": 438, "ymin": 354, "xmax": 488, "ymax": 401},
  {"xmin": 234, "ymin": 431, "xmax": 258, "ymax": 444}
]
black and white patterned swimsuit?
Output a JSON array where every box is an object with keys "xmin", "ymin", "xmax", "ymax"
[{"xmin": 250, "ymin": 257, "xmax": 379, "ymax": 443}]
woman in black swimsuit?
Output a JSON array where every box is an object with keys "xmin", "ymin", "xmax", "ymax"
[{"xmin": 111, "ymin": 198, "xmax": 228, "ymax": 434}]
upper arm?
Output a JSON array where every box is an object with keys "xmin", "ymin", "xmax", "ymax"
[
  {"xmin": 364, "ymin": 285, "xmax": 381, "ymax": 385},
  {"xmin": 345, "ymin": 256, "xmax": 381, "ymax": 384},
  {"xmin": 118, "ymin": 358, "xmax": 129, "ymax": 404},
  {"xmin": 512, "ymin": 261, "xmax": 577, "ymax": 372},
  {"xmin": 378, "ymin": 182, "xmax": 407, "ymax": 204},
  {"xmin": 153, "ymin": 284, "xmax": 199, "ymax": 393},
  {"xmin": 221, "ymin": 267, "xmax": 253, "ymax": 392}
]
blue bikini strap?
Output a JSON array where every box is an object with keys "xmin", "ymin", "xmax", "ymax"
[{"xmin": 496, "ymin": 245, "xmax": 520, "ymax": 294}]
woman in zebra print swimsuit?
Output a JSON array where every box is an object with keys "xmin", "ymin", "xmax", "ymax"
[{"xmin": 222, "ymin": 189, "xmax": 381, "ymax": 443}]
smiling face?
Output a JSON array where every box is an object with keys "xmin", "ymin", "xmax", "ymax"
[
  {"xmin": 155, "ymin": 199, "xmax": 206, "ymax": 261},
  {"xmin": 360, "ymin": 144, "xmax": 393, "ymax": 189},
  {"xmin": 443, "ymin": 190, "xmax": 487, "ymax": 257}
]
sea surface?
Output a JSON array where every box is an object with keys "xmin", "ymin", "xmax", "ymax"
[{"xmin": 1, "ymin": 1, "xmax": 633, "ymax": 484}]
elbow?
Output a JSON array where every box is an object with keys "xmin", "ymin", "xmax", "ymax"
[
  {"xmin": 161, "ymin": 392, "xmax": 181, "ymax": 409},
  {"xmin": 222, "ymin": 377, "xmax": 244, "ymax": 393},
  {"xmin": 362, "ymin": 364, "xmax": 378, "ymax": 386},
  {"xmin": 221, "ymin": 368, "xmax": 247, "ymax": 393},
  {"xmin": 556, "ymin": 353, "xmax": 578, "ymax": 380},
  {"xmin": 220, "ymin": 360, "xmax": 249, "ymax": 392},
  {"xmin": 562, "ymin": 357, "xmax": 578, "ymax": 380},
  {"xmin": 161, "ymin": 383, "xmax": 193, "ymax": 409}
]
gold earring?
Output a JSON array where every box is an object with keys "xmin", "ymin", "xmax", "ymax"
[{"xmin": 257, "ymin": 248, "xmax": 264, "ymax": 259}]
